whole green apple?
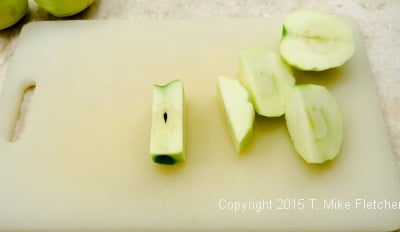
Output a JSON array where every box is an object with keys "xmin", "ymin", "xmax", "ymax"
[
  {"xmin": 0, "ymin": 0, "xmax": 28, "ymax": 30},
  {"xmin": 35, "ymin": 0, "xmax": 94, "ymax": 17}
]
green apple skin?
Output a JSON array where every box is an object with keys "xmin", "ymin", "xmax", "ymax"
[
  {"xmin": 150, "ymin": 80, "xmax": 185, "ymax": 165},
  {"xmin": 285, "ymin": 84, "xmax": 343, "ymax": 163},
  {"xmin": 0, "ymin": 0, "xmax": 28, "ymax": 30},
  {"xmin": 217, "ymin": 76, "xmax": 254, "ymax": 152},
  {"xmin": 280, "ymin": 9, "xmax": 355, "ymax": 71},
  {"xmin": 35, "ymin": 0, "xmax": 94, "ymax": 17},
  {"xmin": 239, "ymin": 48, "xmax": 295, "ymax": 117}
]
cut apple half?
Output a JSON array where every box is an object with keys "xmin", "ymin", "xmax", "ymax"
[
  {"xmin": 285, "ymin": 84, "xmax": 343, "ymax": 163},
  {"xmin": 239, "ymin": 48, "xmax": 295, "ymax": 117},
  {"xmin": 217, "ymin": 76, "xmax": 255, "ymax": 152},
  {"xmin": 280, "ymin": 9, "xmax": 355, "ymax": 71},
  {"xmin": 150, "ymin": 80, "xmax": 185, "ymax": 165}
]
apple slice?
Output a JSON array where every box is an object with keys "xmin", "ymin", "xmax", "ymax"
[
  {"xmin": 280, "ymin": 9, "xmax": 355, "ymax": 71},
  {"xmin": 217, "ymin": 76, "xmax": 255, "ymax": 152},
  {"xmin": 285, "ymin": 84, "xmax": 343, "ymax": 163},
  {"xmin": 150, "ymin": 80, "xmax": 185, "ymax": 165},
  {"xmin": 239, "ymin": 48, "xmax": 295, "ymax": 117}
]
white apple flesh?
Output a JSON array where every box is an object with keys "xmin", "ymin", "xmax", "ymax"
[
  {"xmin": 150, "ymin": 80, "xmax": 185, "ymax": 165},
  {"xmin": 217, "ymin": 76, "xmax": 254, "ymax": 152}
]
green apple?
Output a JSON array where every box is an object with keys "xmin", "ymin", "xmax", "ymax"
[
  {"xmin": 0, "ymin": 0, "xmax": 27, "ymax": 30},
  {"xmin": 280, "ymin": 9, "xmax": 355, "ymax": 71},
  {"xmin": 285, "ymin": 84, "xmax": 343, "ymax": 163},
  {"xmin": 34, "ymin": 0, "xmax": 94, "ymax": 17},
  {"xmin": 239, "ymin": 48, "xmax": 295, "ymax": 117},
  {"xmin": 150, "ymin": 80, "xmax": 185, "ymax": 165},
  {"xmin": 217, "ymin": 76, "xmax": 254, "ymax": 152}
]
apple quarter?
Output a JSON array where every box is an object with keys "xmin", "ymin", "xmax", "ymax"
[
  {"xmin": 239, "ymin": 48, "xmax": 295, "ymax": 117},
  {"xmin": 285, "ymin": 84, "xmax": 343, "ymax": 163}
]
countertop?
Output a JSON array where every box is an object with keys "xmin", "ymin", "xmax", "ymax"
[{"xmin": 0, "ymin": 0, "xmax": 399, "ymax": 166}]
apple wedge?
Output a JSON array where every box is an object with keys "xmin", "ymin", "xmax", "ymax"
[
  {"xmin": 285, "ymin": 84, "xmax": 343, "ymax": 163},
  {"xmin": 217, "ymin": 76, "xmax": 255, "ymax": 152},
  {"xmin": 150, "ymin": 80, "xmax": 185, "ymax": 165},
  {"xmin": 280, "ymin": 9, "xmax": 355, "ymax": 71},
  {"xmin": 239, "ymin": 48, "xmax": 295, "ymax": 117}
]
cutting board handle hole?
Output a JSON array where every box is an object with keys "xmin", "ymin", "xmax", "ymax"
[{"xmin": 10, "ymin": 84, "xmax": 36, "ymax": 142}]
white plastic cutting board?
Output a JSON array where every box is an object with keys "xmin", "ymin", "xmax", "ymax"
[{"xmin": 0, "ymin": 18, "xmax": 400, "ymax": 231}]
